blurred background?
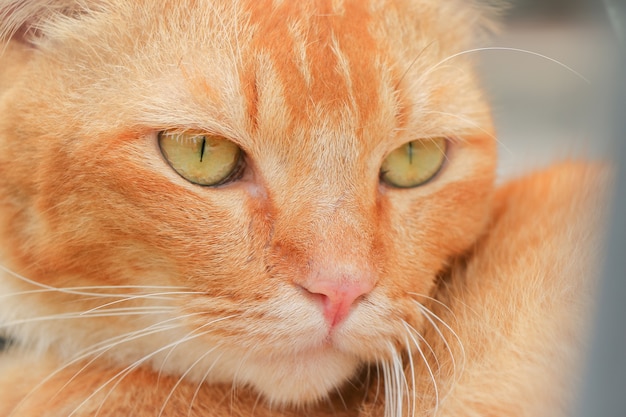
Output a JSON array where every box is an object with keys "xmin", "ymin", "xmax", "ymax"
[
  {"xmin": 484, "ymin": 3, "xmax": 626, "ymax": 417},
  {"xmin": 478, "ymin": 0, "xmax": 615, "ymax": 180},
  {"xmin": 506, "ymin": 0, "xmax": 597, "ymax": 21}
]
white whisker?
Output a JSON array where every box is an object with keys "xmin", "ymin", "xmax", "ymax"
[
  {"xmin": 0, "ymin": 284, "xmax": 188, "ymax": 297},
  {"xmin": 57, "ymin": 312, "xmax": 210, "ymax": 399},
  {"xmin": 229, "ymin": 347, "xmax": 254, "ymax": 411},
  {"xmin": 1, "ymin": 309, "xmax": 176, "ymax": 328},
  {"xmin": 72, "ymin": 334, "xmax": 196, "ymax": 417},
  {"xmin": 424, "ymin": 46, "xmax": 590, "ymax": 85},
  {"xmin": 413, "ymin": 301, "xmax": 466, "ymax": 382},
  {"xmin": 155, "ymin": 314, "xmax": 235, "ymax": 384},
  {"xmin": 54, "ymin": 324, "xmax": 184, "ymax": 402},
  {"xmin": 334, "ymin": 384, "xmax": 349, "ymax": 411},
  {"xmin": 363, "ymin": 361, "xmax": 372, "ymax": 400},
  {"xmin": 157, "ymin": 347, "xmax": 218, "ymax": 417},
  {"xmin": 381, "ymin": 355, "xmax": 391, "ymax": 417},
  {"xmin": 373, "ymin": 355, "xmax": 382, "ymax": 409},
  {"xmin": 6, "ymin": 316, "xmax": 190, "ymax": 417},
  {"xmin": 0, "ymin": 264, "xmax": 186, "ymax": 298},
  {"xmin": 408, "ymin": 292, "xmax": 459, "ymax": 325},
  {"xmin": 69, "ymin": 316, "xmax": 236, "ymax": 417},
  {"xmin": 383, "ymin": 342, "xmax": 406, "ymax": 417},
  {"xmin": 251, "ymin": 388, "xmax": 265, "ymax": 417},
  {"xmin": 403, "ymin": 322, "xmax": 439, "ymax": 415},
  {"xmin": 187, "ymin": 351, "xmax": 225, "ymax": 417},
  {"xmin": 81, "ymin": 306, "xmax": 176, "ymax": 315},
  {"xmin": 80, "ymin": 291, "xmax": 208, "ymax": 315},
  {"xmin": 403, "ymin": 331, "xmax": 417, "ymax": 417},
  {"xmin": 10, "ymin": 311, "xmax": 210, "ymax": 417},
  {"xmin": 69, "ymin": 311, "xmax": 205, "ymax": 362},
  {"xmin": 403, "ymin": 320, "xmax": 441, "ymax": 373},
  {"xmin": 396, "ymin": 346, "xmax": 409, "ymax": 417},
  {"xmin": 397, "ymin": 41, "xmax": 436, "ymax": 86}
]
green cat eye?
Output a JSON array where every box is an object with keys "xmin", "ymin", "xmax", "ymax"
[
  {"xmin": 158, "ymin": 131, "xmax": 243, "ymax": 186},
  {"xmin": 380, "ymin": 138, "xmax": 447, "ymax": 188}
]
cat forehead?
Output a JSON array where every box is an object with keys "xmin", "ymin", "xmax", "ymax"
[
  {"xmin": 10, "ymin": 0, "xmax": 491, "ymax": 150},
  {"xmin": 132, "ymin": 0, "xmax": 484, "ymax": 136}
]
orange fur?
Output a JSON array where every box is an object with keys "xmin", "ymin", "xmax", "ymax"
[{"xmin": 0, "ymin": 1, "xmax": 606, "ymax": 416}]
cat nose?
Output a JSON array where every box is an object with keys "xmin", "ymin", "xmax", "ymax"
[{"xmin": 299, "ymin": 276, "xmax": 375, "ymax": 327}]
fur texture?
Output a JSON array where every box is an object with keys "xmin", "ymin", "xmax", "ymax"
[{"xmin": 0, "ymin": 1, "xmax": 606, "ymax": 416}]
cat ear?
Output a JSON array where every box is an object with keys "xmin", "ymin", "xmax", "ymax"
[{"xmin": 0, "ymin": 0, "xmax": 95, "ymax": 45}]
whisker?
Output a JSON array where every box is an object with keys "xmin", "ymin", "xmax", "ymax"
[
  {"xmin": 56, "ymin": 311, "xmax": 211, "ymax": 400},
  {"xmin": 68, "ymin": 314, "xmax": 239, "ymax": 417},
  {"xmin": 250, "ymin": 389, "xmax": 265, "ymax": 417},
  {"xmin": 0, "ymin": 264, "xmax": 187, "ymax": 298},
  {"xmin": 156, "ymin": 314, "xmax": 235, "ymax": 384},
  {"xmin": 1, "ymin": 309, "xmax": 176, "ymax": 328},
  {"xmin": 229, "ymin": 347, "xmax": 254, "ymax": 411},
  {"xmin": 187, "ymin": 351, "xmax": 225, "ymax": 417},
  {"xmin": 0, "ymin": 288, "xmax": 184, "ymax": 300},
  {"xmin": 1, "ymin": 291, "xmax": 191, "ymax": 304},
  {"xmin": 403, "ymin": 331, "xmax": 417, "ymax": 417},
  {"xmin": 334, "ymin": 384, "xmax": 348, "ymax": 411},
  {"xmin": 79, "ymin": 306, "xmax": 176, "ymax": 315},
  {"xmin": 70, "ymin": 322, "xmax": 228, "ymax": 417},
  {"xmin": 157, "ymin": 347, "xmax": 218, "ymax": 417},
  {"xmin": 403, "ymin": 320, "xmax": 441, "ymax": 373},
  {"xmin": 359, "ymin": 361, "xmax": 372, "ymax": 405},
  {"xmin": 380, "ymin": 354, "xmax": 391, "ymax": 417},
  {"xmin": 12, "ymin": 311, "xmax": 210, "ymax": 417},
  {"xmin": 423, "ymin": 46, "xmax": 590, "ymax": 85},
  {"xmin": 413, "ymin": 298, "xmax": 464, "ymax": 351},
  {"xmin": 416, "ymin": 306, "xmax": 456, "ymax": 379},
  {"xmin": 6, "ymin": 316, "xmax": 191, "ymax": 417},
  {"xmin": 413, "ymin": 301, "xmax": 466, "ymax": 382},
  {"xmin": 54, "ymin": 324, "xmax": 184, "ymax": 402},
  {"xmin": 397, "ymin": 41, "xmax": 436, "ymax": 87},
  {"xmin": 407, "ymin": 292, "xmax": 460, "ymax": 326},
  {"xmin": 396, "ymin": 345, "xmax": 409, "ymax": 417},
  {"xmin": 69, "ymin": 311, "xmax": 206, "ymax": 361},
  {"xmin": 0, "ymin": 284, "xmax": 188, "ymax": 297},
  {"xmin": 373, "ymin": 355, "xmax": 382, "ymax": 410},
  {"xmin": 383, "ymin": 342, "xmax": 405, "ymax": 417},
  {"xmin": 81, "ymin": 291, "xmax": 209, "ymax": 315},
  {"xmin": 403, "ymin": 322, "xmax": 439, "ymax": 415}
]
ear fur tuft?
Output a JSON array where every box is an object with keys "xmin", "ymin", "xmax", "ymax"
[{"xmin": 0, "ymin": 0, "xmax": 94, "ymax": 45}]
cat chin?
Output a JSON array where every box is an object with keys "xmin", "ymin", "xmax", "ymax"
[{"xmin": 236, "ymin": 349, "xmax": 362, "ymax": 405}]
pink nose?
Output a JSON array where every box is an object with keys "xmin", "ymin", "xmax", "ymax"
[{"xmin": 300, "ymin": 278, "xmax": 375, "ymax": 327}]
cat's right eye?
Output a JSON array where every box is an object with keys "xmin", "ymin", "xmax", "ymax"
[
  {"xmin": 380, "ymin": 137, "xmax": 447, "ymax": 188},
  {"xmin": 158, "ymin": 131, "xmax": 243, "ymax": 186}
]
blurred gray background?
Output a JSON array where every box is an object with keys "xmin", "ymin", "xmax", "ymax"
[
  {"xmin": 479, "ymin": 0, "xmax": 615, "ymax": 180},
  {"xmin": 486, "ymin": 4, "xmax": 626, "ymax": 417},
  {"xmin": 507, "ymin": 0, "xmax": 596, "ymax": 20}
]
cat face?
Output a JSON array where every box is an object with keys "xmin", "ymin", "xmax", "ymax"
[{"xmin": 0, "ymin": 0, "xmax": 495, "ymax": 405}]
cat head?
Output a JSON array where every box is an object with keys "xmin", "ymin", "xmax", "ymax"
[{"xmin": 0, "ymin": 0, "xmax": 496, "ymax": 406}]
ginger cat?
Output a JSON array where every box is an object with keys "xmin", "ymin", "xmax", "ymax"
[{"xmin": 0, "ymin": 1, "xmax": 607, "ymax": 416}]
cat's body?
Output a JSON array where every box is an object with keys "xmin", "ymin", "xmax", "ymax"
[{"xmin": 0, "ymin": 1, "xmax": 607, "ymax": 416}]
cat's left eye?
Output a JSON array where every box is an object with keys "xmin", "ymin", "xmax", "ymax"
[
  {"xmin": 380, "ymin": 138, "xmax": 447, "ymax": 188},
  {"xmin": 158, "ymin": 131, "xmax": 243, "ymax": 186}
]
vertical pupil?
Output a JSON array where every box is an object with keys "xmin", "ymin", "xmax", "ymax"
[
  {"xmin": 408, "ymin": 141, "xmax": 414, "ymax": 164},
  {"xmin": 199, "ymin": 137, "xmax": 207, "ymax": 162}
]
